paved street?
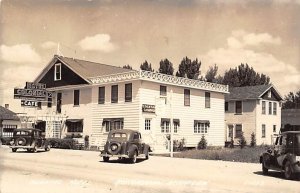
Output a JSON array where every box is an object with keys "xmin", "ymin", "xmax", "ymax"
[{"xmin": 0, "ymin": 145, "xmax": 299, "ymax": 193}]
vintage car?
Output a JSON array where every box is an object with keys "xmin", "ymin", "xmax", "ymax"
[
  {"xmin": 100, "ymin": 129, "xmax": 151, "ymax": 163},
  {"xmin": 9, "ymin": 128, "xmax": 51, "ymax": 153},
  {"xmin": 260, "ymin": 131, "xmax": 300, "ymax": 179}
]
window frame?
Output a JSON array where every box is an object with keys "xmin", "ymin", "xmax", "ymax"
[
  {"xmin": 125, "ymin": 83, "xmax": 132, "ymax": 102},
  {"xmin": 111, "ymin": 85, "xmax": 118, "ymax": 103},
  {"xmin": 161, "ymin": 120, "xmax": 170, "ymax": 133},
  {"xmin": 160, "ymin": 85, "xmax": 167, "ymax": 96},
  {"xmin": 262, "ymin": 124, "xmax": 266, "ymax": 138},
  {"xmin": 73, "ymin": 89, "xmax": 80, "ymax": 106},
  {"xmin": 205, "ymin": 92, "xmax": 211, "ymax": 108},
  {"xmin": 262, "ymin": 101, "xmax": 266, "ymax": 115},
  {"xmin": 235, "ymin": 101, "xmax": 242, "ymax": 114},
  {"xmin": 184, "ymin": 89, "xmax": 190, "ymax": 106},
  {"xmin": 54, "ymin": 63, "xmax": 61, "ymax": 81},
  {"xmin": 273, "ymin": 102, "xmax": 277, "ymax": 115},
  {"xmin": 269, "ymin": 102, "xmax": 272, "ymax": 115},
  {"xmin": 145, "ymin": 119, "xmax": 151, "ymax": 131},
  {"xmin": 98, "ymin": 86, "xmax": 105, "ymax": 104},
  {"xmin": 235, "ymin": 124, "xmax": 242, "ymax": 138},
  {"xmin": 273, "ymin": 125, "xmax": 276, "ymax": 133},
  {"xmin": 47, "ymin": 97, "xmax": 52, "ymax": 108},
  {"xmin": 66, "ymin": 121, "xmax": 83, "ymax": 133},
  {"xmin": 225, "ymin": 102, "xmax": 228, "ymax": 112},
  {"xmin": 194, "ymin": 123, "xmax": 209, "ymax": 134}
]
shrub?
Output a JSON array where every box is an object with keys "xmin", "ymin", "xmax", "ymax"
[
  {"xmin": 239, "ymin": 132, "xmax": 247, "ymax": 149},
  {"xmin": 250, "ymin": 132, "xmax": 256, "ymax": 147},
  {"xmin": 173, "ymin": 138, "xmax": 186, "ymax": 152},
  {"xmin": 197, "ymin": 135, "xmax": 207, "ymax": 150},
  {"xmin": 48, "ymin": 138, "xmax": 76, "ymax": 149},
  {"xmin": 84, "ymin": 135, "xmax": 89, "ymax": 149}
]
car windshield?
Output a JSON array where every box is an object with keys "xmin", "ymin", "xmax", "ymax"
[
  {"xmin": 15, "ymin": 131, "xmax": 30, "ymax": 136},
  {"xmin": 111, "ymin": 133, "xmax": 127, "ymax": 139}
]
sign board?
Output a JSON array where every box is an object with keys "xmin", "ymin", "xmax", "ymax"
[
  {"xmin": 21, "ymin": 100, "xmax": 39, "ymax": 107},
  {"xmin": 142, "ymin": 104, "xmax": 155, "ymax": 113},
  {"xmin": 14, "ymin": 82, "xmax": 52, "ymax": 101}
]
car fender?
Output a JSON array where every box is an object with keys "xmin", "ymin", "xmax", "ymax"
[
  {"xmin": 261, "ymin": 152, "xmax": 273, "ymax": 168},
  {"xmin": 143, "ymin": 144, "xmax": 150, "ymax": 154},
  {"xmin": 128, "ymin": 144, "xmax": 138, "ymax": 158}
]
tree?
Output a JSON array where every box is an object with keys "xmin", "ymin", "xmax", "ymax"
[
  {"xmin": 197, "ymin": 135, "xmax": 207, "ymax": 150},
  {"xmin": 239, "ymin": 132, "xmax": 247, "ymax": 149},
  {"xmin": 205, "ymin": 64, "xmax": 218, "ymax": 83},
  {"xmin": 140, "ymin": 60, "xmax": 154, "ymax": 72},
  {"xmin": 250, "ymin": 132, "xmax": 256, "ymax": 147},
  {"xmin": 282, "ymin": 91, "xmax": 300, "ymax": 109},
  {"xmin": 158, "ymin": 59, "xmax": 174, "ymax": 75},
  {"xmin": 176, "ymin": 57, "xmax": 201, "ymax": 79},
  {"xmin": 123, "ymin": 64, "xmax": 133, "ymax": 70},
  {"xmin": 222, "ymin": 63, "xmax": 270, "ymax": 87}
]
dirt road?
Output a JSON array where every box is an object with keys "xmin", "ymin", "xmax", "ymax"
[{"xmin": 0, "ymin": 145, "xmax": 299, "ymax": 193}]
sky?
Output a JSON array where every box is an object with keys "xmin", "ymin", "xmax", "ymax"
[{"xmin": 0, "ymin": 0, "xmax": 299, "ymax": 112}]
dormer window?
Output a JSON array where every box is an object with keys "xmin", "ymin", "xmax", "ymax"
[
  {"xmin": 268, "ymin": 90, "xmax": 271, "ymax": 98},
  {"xmin": 54, "ymin": 63, "xmax": 61, "ymax": 81}
]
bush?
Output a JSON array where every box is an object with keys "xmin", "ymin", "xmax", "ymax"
[
  {"xmin": 173, "ymin": 138, "xmax": 186, "ymax": 152},
  {"xmin": 239, "ymin": 132, "xmax": 247, "ymax": 149},
  {"xmin": 197, "ymin": 135, "xmax": 207, "ymax": 150},
  {"xmin": 250, "ymin": 132, "xmax": 256, "ymax": 147},
  {"xmin": 48, "ymin": 138, "xmax": 76, "ymax": 149},
  {"xmin": 84, "ymin": 135, "xmax": 89, "ymax": 149}
]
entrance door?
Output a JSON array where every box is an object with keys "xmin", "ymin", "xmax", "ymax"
[{"xmin": 57, "ymin": 93, "xmax": 62, "ymax": 113}]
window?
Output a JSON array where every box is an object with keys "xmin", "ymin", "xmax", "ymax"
[
  {"xmin": 111, "ymin": 85, "xmax": 118, "ymax": 103},
  {"xmin": 225, "ymin": 102, "xmax": 228, "ymax": 112},
  {"xmin": 66, "ymin": 120, "xmax": 83, "ymax": 132},
  {"xmin": 235, "ymin": 101, "xmax": 242, "ymax": 114},
  {"xmin": 104, "ymin": 120, "xmax": 124, "ymax": 132},
  {"xmin": 160, "ymin": 85, "xmax": 167, "ymax": 96},
  {"xmin": 161, "ymin": 119, "xmax": 170, "ymax": 133},
  {"xmin": 35, "ymin": 121, "xmax": 46, "ymax": 132},
  {"xmin": 57, "ymin": 92, "xmax": 62, "ymax": 114},
  {"xmin": 194, "ymin": 122, "xmax": 209, "ymax": 134},
  {"xmin": 98, "ymin": 87, "xmax": 105, "ymax": 104},
  {"xmin": 125, "ymin": 83, "xmax": 132, "ymax": 102},
  {"xmin": 268, "ymin": 90, "xmax": 271, "ymax": 98},
  {"xmin": 262, "ymin": 101, "xmax": 266, "ymax": 114},
  {"xmin": 273, "ymin": 125, "xmax": 276, "ymax": 133},
  {"xmin": 269, "ymin": 102, "xmax": 272, "ymax": 115},
  {"xmin": 228, "ymin": 125, "xmax": 233, "ymax": 138},
  {"xmin": 205, "ymin": 92, "xmax": 210, "ymax": 108},
  {"xmin": 184, "ymin": 89, "xmax": 190, "ymax": 106},
  {"xmin": 54, "ymin": 63, "xmax": 61, "ymax": 81},
  {"xmin": 235, "ymin": 124, "xmax": 242, "ymax": 138},
  {"xmin": 262, "ymin": 124, "xmax": 266, "ymax": 138},
  {"xmin": 173, "ymin": 119, "xmax": 180, "ymax": 133},
  {"xmin": 47, "ymin": 97, "xmax": 52, "ymax": 108},
  {"xmin": 273, "ymin": 102, "xmax": 277, "ymax": 115},
  {"xmin": 37, "ymin": 102, "xmax": 42, "ymax": 110},
  {"xmin": 74, "ymin": 90, "xmax": 80, "ymax": 106},
  {"xmin": 2, "ymin": 125, "xmax": 17, "ymax": 137},
  {"xmin": 145, "ymin": 119, "xmax": 151, "ymax": 130}
]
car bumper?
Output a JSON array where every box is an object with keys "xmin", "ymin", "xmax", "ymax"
[
  {"xmin": 99, "ymin": 153, "xmax": 129, "ymax": 158},
  {"xmin": 9, "ymin": 145, "xmax": 35, "ymax": 149}
]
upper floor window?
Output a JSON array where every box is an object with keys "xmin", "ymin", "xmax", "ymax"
[
  {"xmin": 111, "ymin": 85, "xmax": 118, "ymax": 103},
  {"xmin": 98, "ymin": 86, "xmax": 105, "ymax": 104},
  {"xmin": 273, "ymin": 125, "xmax": 276, "ymax": 133},
  {"xmin": 184, "ymin": 89, "xmax": 190, "ymax": 106},
  {"xmin": 205, "ymin": 92, "xmax": 210, "ymax": 108},
  {"xmin": 125, "ymin": 83, "xmax": 132, "ymax": 102},
  {"xmin": 268, "ymin": 90, "xmax": 271, "ymax": 98},
  {"xmin": 262, "ymin": 124, "xmax": 266, "ymax": 138},
  {"xmin": 273, "ymin": 102, "xmax": 277, "ymax": 115},
  {"xmin": 269, "ymin": 102, "xmax": 272, "ymax": 115},
  {"xmin": 74, "ymin": 90, "xmax": 80, "ymax": 106},
  {"xmin": 54, "ymin": 63, "xmax": 61, "ymax": 81},
  {"xmin": 225, "ymin": 102, "xmax": 228, "ymax": 112},
  {"xmin": 235, "ymin": 101, "xmax": 242, "ymax": 114},
  {"xmin": 262, "ymin": 101, "xmax": 266, "ymax": 114},
  {"xmin": 160, "ymin": 85, "xmax": 167, "ymax": 96}
]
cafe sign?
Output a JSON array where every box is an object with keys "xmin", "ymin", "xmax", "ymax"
[
  {"xmin": 21, "ymin": 100, "xmax": 39, "ymax": 107},
  {"xmin": 142, "ymin": 104, "xmax": 155, "ymax": 113}
]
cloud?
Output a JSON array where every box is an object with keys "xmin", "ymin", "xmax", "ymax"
[
  {"xmin": 0, "ymin": 44, "xmax": 41, "ymax": 63},
  {"xmin": 41, "ymin": 41, "xmax": 57, "ymax": 49},
  {"xmin": 227, "ymin": 30, "xmax": 281, "ymax": 49},
  {"xmin": 200, "ymin": 30, "xmax": 299, "ymax": 96},
  {"xmin": 78, "ymin": 34, "xmax": 117, "ymax": 53}
]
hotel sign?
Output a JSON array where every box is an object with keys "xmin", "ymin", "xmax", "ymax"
[
  {"xmin": 14, "ymin": 82, "xmax": 52, "ymax": 101},
  {"xmin": 142, "ymin": 104, "xmax": 155, "ymax": 113}
]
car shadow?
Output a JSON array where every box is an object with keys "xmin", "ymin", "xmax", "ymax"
[
  {"xmin": 253, "ymin": 171, "xmax": 300, "ymax": 181},
  {"xmin": 11, "ymin": 150, "xmax": 45, "ymax": 154},
  {"xmin": 99, "ymin": 158, "xmax": 147, "ymax": 164}
]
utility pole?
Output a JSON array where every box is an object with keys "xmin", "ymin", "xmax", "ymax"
[{"xmin": 170, "ymin": 89, "xmax": 174, "ymax": 158}]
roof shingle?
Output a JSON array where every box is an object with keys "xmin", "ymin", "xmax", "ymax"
[
  {"xmin": 225, "ymin": 84, "xmax": 271, "ymax": 101},
  {"xmin": 0, "ymin": 106, "xmax": 19, "ymax": 120}
]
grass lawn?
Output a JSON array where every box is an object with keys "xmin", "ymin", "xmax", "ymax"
[{"xmin": 160, "ymin": 146, "xmax": 270, "ymax": 163}]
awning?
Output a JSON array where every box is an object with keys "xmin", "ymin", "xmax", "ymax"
[
  {"xmin": 66, "ymin": 119, "xmax": 83, "ymax": 123},
  {"xmin": 161, "ymin": 118, "xmax": 170, "ymax": 122},
  {"xmin": 194, "ymin": 120, "xmax": 210, "ymax": 126},
  {"xmin": 102, "ymin": 118, "xmax": 124, "ymax": 126}
]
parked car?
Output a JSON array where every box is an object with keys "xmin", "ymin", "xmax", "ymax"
[
  {"xmin": 100, "ymin": 129, "xmax": 151, "ymax": 163},
  {"xmin": 9, "ymin": 128, "xmax": 51, "ymax": 153},
  {"xmin": 260, "ymin": 131, "xmax": 300, "ymax": 179}
]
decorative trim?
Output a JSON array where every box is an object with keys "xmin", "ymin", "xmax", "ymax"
[{"xmin": 89, "ymin": 70, "xmax": 229, "ymax": 93}]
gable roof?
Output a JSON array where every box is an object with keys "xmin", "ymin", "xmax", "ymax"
[
  {"xmin": 0, "ymin": 106, "xmax": 19, "ymax": 120},
  {"xmin": 225, "ymin": 84, "xmax": 283, "ymax": 101},
  {"xmin": 35, "ymin": 55, "xmax": 134, "ymax": 83}
]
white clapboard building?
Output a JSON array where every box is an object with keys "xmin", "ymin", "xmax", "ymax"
[{"xmin": 21, "ymin": 55, "xmax": 229, "ymax": 152}]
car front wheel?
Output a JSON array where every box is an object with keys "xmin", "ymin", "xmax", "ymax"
[
  {"xmin": 284, "ymin": 161, "xmax": 295, "ymax": 180},
  {"xmin": 130, "ymin": 151, "xmax": 137, "ymax": 164}
]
